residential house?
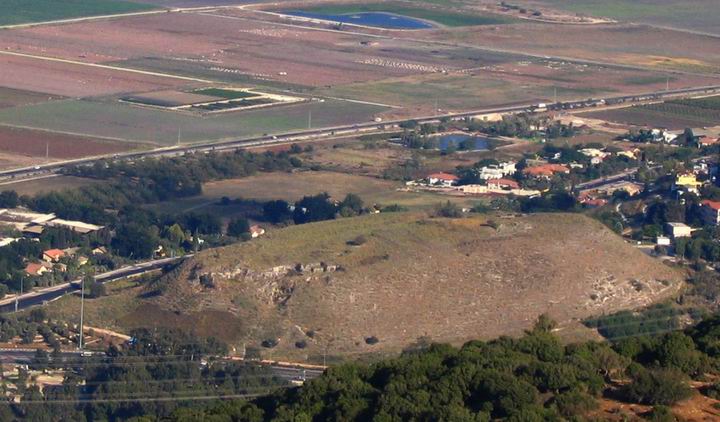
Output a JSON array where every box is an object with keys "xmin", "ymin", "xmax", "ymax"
[
  {"xmin": 674, "ymin": 173, "xmax": 703, "ymax": 194},
  {"xmin": 522, "ymin": 164, "xmax": 570, "ymax": 179},
  {"xmin": 25, "ymin": 262, "xmax": 51, "ymax": 276},
  {"xmin": 250, "ymin": 225, "xmax": 265, "ymax": 238},
  {"xmin": 616, "ymin": 146, "xmax": 641, "ymax": 160},
  {"xmin": 701, "ymin": 200, "xmax": 720, "ymax": 226},
  {"xmin": 488, "ymin": 178, "xmax": 520, "ymax": 190},
  {"xmin": 595, "ymin": 181, "xmax": 644, "ymax": 197},
  {"xmin": 42, "ymin": 249, "xmax": 65, "ymax": 263},
  {"xmin": 427, "ymin": 172, "xmax": 459, "ymax": 187},
  {"xmin": 478, "ymin": 162, "xmax": 516, "ymax": 180},
  {"xmin": 699, "ymin": 137, "xmax": 719, "ymax": 148},
  {"xmin": 665, "ymin": 222, "xmax": 692, "ymax": 239},
  {"xmin": 92, "ymin": 246, "xmax": 108, "ymax": 255}
]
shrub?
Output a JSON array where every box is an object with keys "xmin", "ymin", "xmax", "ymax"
[
  {"xmin": 347, "ymin": 235, "xmax": 367, "ymax": 246},
  {"xmin": 434, "ymin": 201, "xmax": 463, "ymax": 218},
  {"xmin": 261, "ymin": 339, "xmax": 279, "ymax": 348},
  {"xmin": 365, "ymin": 336, "xmax": 379, "ymax": 345},
  {"xmin": 554, "ymin": 389, "xmax": 598, "ymax": 417},
  {"xmin": 295, "ymin": 340, "xmax": 307, "ymax": 349}
]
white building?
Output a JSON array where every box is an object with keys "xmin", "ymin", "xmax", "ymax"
[
  {"xmin": 478, "ymin": 161, "xmax": 516, "ymax": 180},
  {"xmin": 665, "ymin": 222, "xmax": 692, "ymax": 239}
]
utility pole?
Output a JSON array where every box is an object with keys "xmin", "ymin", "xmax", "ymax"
[
  {"xmin": 78, "ymin": 277, "xmax": 85, "ymax": 350},
  {"xmin": 554, "ymin": 87, "xmax": 558, "ymax": 104},
  {"xmin": 308, "ymin": 110, "xmax": 312, "ymax": 129},
  {"xmin": 177, "ymin": 128, "xmax": 181, "ymax": 146},
  {"xmin": 45, "ymin": 142, "xmax": 49, "ymax": 161},
  {"xmin": 666, "ymin": 77, "xmax": 670, "ymax": 92}
]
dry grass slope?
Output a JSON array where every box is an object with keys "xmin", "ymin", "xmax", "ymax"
[{"xmin": 124, "ymin": 212, "xmax": 682, "ymax": 361}]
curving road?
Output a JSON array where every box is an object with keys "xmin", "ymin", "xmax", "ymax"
[{"xmin": 0, "ymin": 256, "xmax": 187, "ymax": 314}]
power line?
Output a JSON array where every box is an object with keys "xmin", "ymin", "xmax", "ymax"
[{"xmin": 5, "ymin": 393, "xmax": 266, "ymax": 405}]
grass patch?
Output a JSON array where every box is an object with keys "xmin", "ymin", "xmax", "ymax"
[
  {"xmin": 289, "ymin": 3, "xmax": 515, "ymax": 27},
  {"xmin": 0, "ymin": 0, "xmax": 156, "ymax": 26}
]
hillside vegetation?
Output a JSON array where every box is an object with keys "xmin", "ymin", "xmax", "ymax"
[{"xmin": 121, "ymin": 212, "xmax": 681, "ymax": 360}]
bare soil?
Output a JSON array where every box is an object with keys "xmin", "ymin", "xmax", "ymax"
[{"xmin": 0, "ymin": 126, "xmax": 143, "ymax": 159}]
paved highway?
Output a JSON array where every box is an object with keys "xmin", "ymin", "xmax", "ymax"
[
  {"xmin": 0, "ymin": 348, "xmax": 324, "ymax": 385},
  {"xmin": 0, "ymin": 256, "xmax": 187, "ymax": 313},
  {"xmin": 1, "ymin": 84, "xmax": 719, "ymax": 184}
]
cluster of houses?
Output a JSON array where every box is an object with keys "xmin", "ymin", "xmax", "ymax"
[
  {"xmin": 579, "ymin": 180, "xmax": 644, "ymax": 207},
  {"xmin": 412, "ymin": 160, "xmax": 542, "ymax": 197},
  {"xmin": 623, "ymin": 127, "xmax": 720, "ymax": 147},
  {"xmin": 24, "ymin": 246, "xmax": 106, "ymax": 277},
  {"xmin": 0, "ymin": 208, "xmax": 104, "ymax": 248}
]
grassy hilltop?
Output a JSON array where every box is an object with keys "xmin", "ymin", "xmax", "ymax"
[{"xmin": 73, "ymin": 211, "xmax": 676, "ymax": 361}]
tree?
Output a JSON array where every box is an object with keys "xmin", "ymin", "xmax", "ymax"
[
  {"xmin": 89, "ymin": 281, "xmax": 106, "ymax": 298},
  {"xmin": 227, "ymin": 218, "xmax": 250, "ymax": 237},
  {"xmin": 263, "ymin": 200, "xmax": 292, "ymax": 224},
  {"xmin": 112, "ymin": 223, "xmax": 159, "ymax": 259},
  {"xmin": 622, "ymin": 367, "xmax": 693, "ymax": 405},
  {"xmin": 339, "ymin": 193, "xmax": 364, "ymax": 216},
  {"xmin": 29, "ymin": 349, "xmax": 49, "ymax": 371},
  {"xmin": 293, "ymin": 193, "xmax": 337, "ymax": 224},
  {"xmin": 0, "ymin": 190, "xmax": 19, "ymax": 208}
]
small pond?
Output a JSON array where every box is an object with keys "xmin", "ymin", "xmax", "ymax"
[
  {"xmin": 437, "ymin": 134, "xmax": 491, "ymax": 151},
  {"xmin": 282, "ymin": 11, "xmax": 434, "ymax": 30}
]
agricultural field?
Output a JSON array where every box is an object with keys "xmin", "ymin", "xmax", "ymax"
[
  {"xmin": 0, "ymin": 98, "xmax": 386, "ymax": 145},
  {"xmin": 532, "ymin": 0, "xmax": 720, "ymax": 35},
  {"xmin": 0, "ymin": 87, "xmax": 63, "ymax": 109},
  {"xmin": 315, "ymin": 61, "xmax": 683, "ymax": 116},
  {"xmin": 435, "ymin": 21, "xmax": 720, "ymax": 75},
  {"xmin": 0, "ymin": 126, "xmax": 143, "ymax": 157},
  {"xmin": 582, "ymin": 96, "xmax": 720, "ymax": 130},
  {"xmin": 0, "ymin": 53, "xmax": 193, "ymax": 97},
  {"xmin": 0, "ymin": 0, "xmax": 716, "ymax": 169},
  {"xmin": 0, "ymin": 0, "xmax": 156, "ymax": 26},
  {"xmin": 121, "ymin": 88, "xmax": 303, "ymax": 113},
  {"xmin": 58, "ymin": 212, "xmax": 680, "ymax": 360}
]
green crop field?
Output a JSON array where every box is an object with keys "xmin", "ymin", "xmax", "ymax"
[
  {"xmin": 583, "ymin": 97, "xmax": 720, "ymax": 130},
  {"xmin": 537, "ymin": 0, "xmax": 720, "ymax": 35},
  {"xmin": 0, "ymin": 0, "xmax": 156, "ymax": 26},
  {"xmin": 289, "ymin": 3, "xmax": 515, "ymax": 27},
  {"xmin": 0, "ymin": 98, "xmax": 387, "ymax": 145}
]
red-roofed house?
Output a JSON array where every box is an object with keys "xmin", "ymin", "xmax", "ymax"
[
  {"xmin": 26, "ymin": 262, "xmax": 51, "ymax": 276},
  {"xmin": 488, "ymin": 178, "xmax": 520, "ymax": 190},
  {"xmin": 427, "ymin": 172, "xmax": 459, "ymax": 187},
  {"xmin": 699, "ymin": 137, "xmax": 719, "ymax": 147},
  {"xmin": 701, "ymin": 199, "xmax": 720, "ymax": 225},
  {"xmin": 522, "ymin": 164, "xmax": 569, "ymax": 179},
  {"xmin": 42, "ymin": 249, "xmax": 65, "ymax": 263}
]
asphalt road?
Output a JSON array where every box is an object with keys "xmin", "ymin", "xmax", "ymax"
[
  {"xmin": 0, "ymin": 256, "xmax": 187, "ymax": 314},
  {"xmin": 1, "ymin": 84, "xmax": 718, "ymax": 184},
  {"xmin": 0, "ymin": 348, "xmax": 324, "ymax": 384}
]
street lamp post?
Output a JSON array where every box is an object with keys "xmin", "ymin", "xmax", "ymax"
[{"xmin": 78, "ymin": 278, "xmax": 85, "ymax": 350}]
